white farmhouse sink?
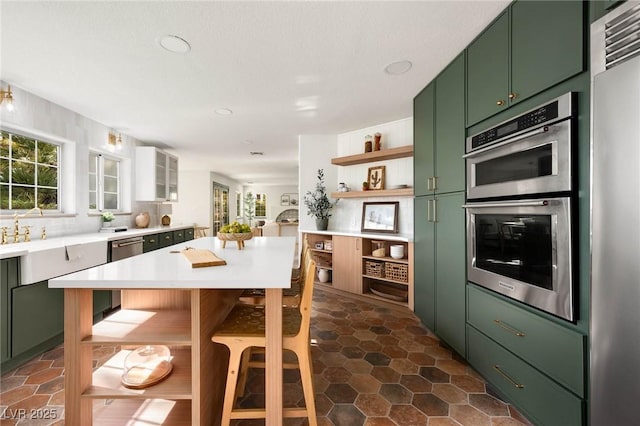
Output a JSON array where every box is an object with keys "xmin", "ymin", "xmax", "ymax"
[{"xmin": 20, "ymin": 238, "xmax": 107, "ymax": 285}]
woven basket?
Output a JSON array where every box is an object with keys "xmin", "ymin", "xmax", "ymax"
[
  {"xmin": 385, "ymin": 262, "xmax": 408, "ymax": 283},
  {"xmin": 365, "ymin": 260, "xmax": 384, "ymax": 278}
]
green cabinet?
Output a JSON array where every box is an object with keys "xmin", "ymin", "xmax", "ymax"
[
  {"xmin": 413, "ymin": 83, "xmax": 435, "ymax": 197},
  {"xmin": 143, "ymin": 233, "xmax": 160, "ymax": 253},
  {"xmin": 413, "ymin": 52, "xmax": 465, "ymax": 196},
  {"xmin": 468, "ymin": 326, "xmax": 583, "ymax": 426},
  {"xmin": 467, "ymin": 1, "xmax": 584, "ymax": 126},
  {"xmin": 414, "ymin": 192, "xmax": 466, "ymax": 355},
  {"xmin": 159, "ymin": 231, "xmax": 174, "ymax": 248},
  {"xmin": 1, "ymin": 258, "xmax": 19, "ymax": 363},
  {"xmin": 185, "ymin": 227, "xmax": 195, "ymax": 241},
  {"xmin": 414, "ymin": 197, "xmax": 436, "ymax": 330},
  {"xmin": 173, "ymin": 229, "xmax": 186, "ymax": 243},
  {"xmin": 11, "ymin": 281, "xmax": 64, "ymax": 358}
]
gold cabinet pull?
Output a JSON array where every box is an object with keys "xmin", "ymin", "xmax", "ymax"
[
  {"xmin": 493, "ymin": 365, "xmax": 525, "ymax": 389},
  {"xmin": 509, "ymin": 92, "xmax": 518, "ymax": 100},
  {"xmin": 493, "ymin": 319, "xmax": 525, "ymax": 337},
  {"xmin": 496, "ymin": 100, "xmax": 505, "ymax": 106},
  {"xmin": 432, "ymin": 199, "xmax": 438, "ymax": 223},
  {"xmin": 432, "ymin": 176, "xmax": 438, "ymax": 191}
]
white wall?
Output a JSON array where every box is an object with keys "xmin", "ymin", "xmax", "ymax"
[
  {"xmin": 298, "ymin": 135, "xmax": 338, "ymax": 231},
  {"xmin": 0, "ymin": 82, "xmax": 154, "ymax": 237},
  {"xmin": 334, "ymin": 117, "xmax": 414, "ymax": 234}
]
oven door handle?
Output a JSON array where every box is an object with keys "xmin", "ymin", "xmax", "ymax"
[
  {"xmin": 463, "ymin": 126, "xmax": 549, "ymax": 159},
  {"xmin": 463, "ymin": 200, "xmax": 548, "ymax": 209}
]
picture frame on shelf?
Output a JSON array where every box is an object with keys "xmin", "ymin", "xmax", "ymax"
[
  {"xmin": 361, "ymin": 201, "xmax": 399, "ymax": 234},
  {"xmin": 280, "ymin": 194, "xmax": 290, "ymax": 206},
  {"xmin": 367, "ymin": 165, "xmax": 385, "ymax": 190}
]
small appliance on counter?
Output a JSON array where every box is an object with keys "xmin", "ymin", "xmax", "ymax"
[{"xmin": 100, "ymin": 226, "xmax": 128, "ymax": 233}]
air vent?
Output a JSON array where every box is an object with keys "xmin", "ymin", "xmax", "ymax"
[{"xmin": 605, "ymin": 2, "xmax": 640, "ymax": 69}]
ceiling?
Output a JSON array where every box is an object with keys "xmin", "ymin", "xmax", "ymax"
[{"xmin": 0, "ymin": 1, "xmax": 509, "ymax": 186}]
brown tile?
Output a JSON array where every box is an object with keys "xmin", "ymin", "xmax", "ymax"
[
  {"xmin": 323, "ymin": 367, "xmax": 352, "ymax": 384},
  {"xmin": 0, "ymin": 376, "xmax": 26, "ymax": 393},
  {"xmin": 319, "ymin": 352, "xmax": 347, "ymax": 367},
  {"xmin": 370, "ymin": 366, "xmax": 401, "ymax": 384},
  {"xmin": 376, "ymin": 335, "xmax": 400, "ymax": 346},
  {"xmin": 355, "ymin": 393, "xmax": 391, "ymax": 416},
  {"xmin": 48, "ymin": 390, "xmax": 65, "ymax": 406},
  {"xmin": 349, "ymin": 374, "xmax": 381, "ymax": 394},
  {"xmin": 389, "ymin": 404, "xmax": 428, "ymax": 426},
  {"xmin": 423, "ymin": 345, "xmax": 454, "ymax": 360},
  {"xmin": 450, "ymin": 404, "xmax": 492, "ymax": 426},
  {"xmin": 398, "ymin": 339, "xmax": 426, "ymax": 352},
  {"xmin": 469, "ymin": 393, "xmax": 509, "ymax": 416},
  {"xmin": 509, "ymin": 405, "xmax": 535, "ymax": 426},
  {"xmin": 0, "ymin": 385, "xmax": 38, "ymax": 406},
  {"xmin": 14, "ymin": 361, "xmax": 52, "ymax": 377},
  {"xmin": 359, "ymin": 340, "xmax": 382, "ymax": 352},
  {"xmin": 492, "ymin": 417, "xmax": 529, "ymax": 426},
  {"xmin": 35, "ymin": 376, "xmax": 64, "ymax": 395},
  {"xmin": 6, "ymin": 394, "xmax": 51, "ymax": 413},
  {"xmin": 40, "ymin": 346, "xmax": 64, "ymax": 361},
  {"xmin": 379, "ymin": 383, "xmax": 413, "ymax": 404},
  {"xmin": 353, "ymin": 330, "xmax": 377, "ymax": 341},
  {"xmin": 420, "ymin": 366, "xmax": 450, "ymax": 383},
  {"xmin": 25, "ymin": 368, "xmax": 64, "ymax": 385},
  {"xmin": 408, "ymin": 352, "xmax": 436, "ymax": 366},
  {"xmin": 328, "ymin": 404, "xmax": 366, "ymax": 425},
  {"xmin": 314, "ymin": 392, "xmax": 334, "ymax": 416},
  {"xmin": 432, "ymin": 383, "xmax": 468, "ymax": 404},
  {"xmin": 428, "ymin": 418, "xmax": 461, "ymax": 426},
  {"xmin": 436, "ymin": 359, "xmax": 469, "ymax": 376},
  {"xmin": 412, "ymin": 393, "xmax": 449, "ymax": 416},
  {"xmin": 451, "ymin": 375, "xmax": 485, "ymax": 393},
  {"xmin": 337, "ymin": 335, "xmax": 360, "ymax": 346},
  {"xmin": 343, "ymin": 359, "xmax": 373, "ymax": 374},
  {"xmin": 400, "ymin": 375, "xmax": 433, "ymax": 393},
  {"xmin": 364, "ymin": 353, "xmax": 391, "ymax": 366},
  {"xmin": 382, "ymin": 345, "xmax": 408, "ymax": 359},
  {"xmin": 325, "ymin": 383, "xmax": 358, "ymax": 404},
  {"xmin": 365, "ymin": 418, "xmax": 397, "ymax": 426},
  {"xmin": 415, "ymin": 335, "xmax": 441, "ymax": 346},
  {"xmin": 390, "ymin": 359, "xmax": 419, "ymax": 375}
]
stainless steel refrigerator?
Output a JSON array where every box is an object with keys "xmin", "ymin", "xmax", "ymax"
[{"xmin": 590, "ymin": 2, "xmax": 640, "ymax": 425}]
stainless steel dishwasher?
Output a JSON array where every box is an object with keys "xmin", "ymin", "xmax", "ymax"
[{"xmin": 110, "ymin": 236, "xmax": 144, "ymax": 308}]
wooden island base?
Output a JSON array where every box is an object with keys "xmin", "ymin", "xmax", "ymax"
[{"xmin": 64, "ymin": 287, "xmax": 244, "ymax": 425}]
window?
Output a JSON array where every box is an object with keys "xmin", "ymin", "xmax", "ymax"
[
  {"xmin": 0, "ymin": 130, "xmax": 60, "ymax": 210},
  {"xmin": 89, "ymin": 152, "xmax": 121, "ymax": 211},
  {"xmin": 236, "ymin": 192, "xmax": 242, "ymax": 219},
  {"xmin": 255, "ymin": 193, "xmax": 267, "ymax": 217}
]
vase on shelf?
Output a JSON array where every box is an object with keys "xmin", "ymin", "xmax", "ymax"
[
  {"xmin": 318, "ymin": 268, "xmax": 330, "ymax": 283},
  {"xmin": 315, "ymin": 218, "xmax": 329, "ymax": 231},
  {"xmin": 135, "ymin": 212, "xmax": 150, "ymax": 228}
]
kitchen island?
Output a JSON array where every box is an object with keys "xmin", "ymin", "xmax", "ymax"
[{"xmin": 49, "ymin": 236, "xmax": 296, "ymax": 425}]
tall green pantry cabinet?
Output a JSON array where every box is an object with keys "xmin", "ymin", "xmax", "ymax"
[{"xmin": 413, "ymin": 52, "xmax": 466, "ymax": 356}]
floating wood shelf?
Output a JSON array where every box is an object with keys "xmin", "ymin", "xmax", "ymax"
[
  {"xmin": 331, "ymin": 188, "xmax": 413, "ymax": 199},
  {"xmin": 331, "ymin": 145, "xmax": 413, "ymax": 166}
]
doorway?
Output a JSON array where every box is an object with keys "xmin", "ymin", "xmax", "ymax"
[{"xmin": 212, "ymin": 182, "xmax": 229, "ymax": 234}]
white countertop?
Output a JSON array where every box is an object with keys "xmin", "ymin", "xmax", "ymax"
[
  {"xmin": 49, "ymin": 236, "xmax": 296, "ymax": 289},
  {"xmin": 299, "ymin": 228, "xmax": 413, "ymax": 242},
  {"xmin": 0, "ymin": 225, "xmax": 193, "ymax": 259}
]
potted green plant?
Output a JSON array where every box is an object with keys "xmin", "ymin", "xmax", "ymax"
[
  {"xmin": 303, "ymin": 169, "xmax": 337, "ymax": 231},
  {"xmin": 102, "ymin": 211, "xmax": 115, "ymax": 227}
]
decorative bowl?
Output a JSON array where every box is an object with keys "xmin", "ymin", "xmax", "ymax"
[{"xmin": 217, "ymin": 232, "xmax": 253, "ymax": 250}]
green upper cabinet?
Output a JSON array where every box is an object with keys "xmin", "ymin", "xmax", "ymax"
[
  {"xmin": 413, "ymin": 83, "xmax": 435, "ymax": 197},
  {"xmin": 467, "ymin": 11, "xmax": 510, "ymax": 126},
  {"xmin": 467, "ymin": 1, "xmax": 585, "ymax": 127},
  {"xmin": 413, "ymin": 52, "xmax": 465, "ymax": 196},
  {"xmin": 434, "ymin": 53, "xmax": 466, "ymax": 195}
]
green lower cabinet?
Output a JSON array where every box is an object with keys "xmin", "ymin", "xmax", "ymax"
[
  {"xmin": 93, "ymin": 290, "xmax": 111, "ymax": 317},
  {"xmin": 159, "ymin": 231, "xmax": 174, "ymax": 248},
  {"xmin": 414, "ymin": 192, "xmax": 466, "ymax": 355},
  {"xmin": 1, "ymin": 258, "xmax": 20, "ymax": 363},
  {"xmin": 467, "ymin": 285, "xmax": 585, "ymax": 396},
  {"xmin": 467, "ymin": 326, "xmax": 583, "ymax": 426},
  {"xmin": 173, "ymin": 229, "xmax": 186, "ymax": 243},
  {"xmin": 11, "ymin": 281, "xmax": 64, "ymax": 358},
  {"xmin": 414, "ymin": 196, "xmax": 436, "ymax": 330},
  {"xmin": 143, "ymin": 233, "xmax": 160, "ymax": 252},
  {"xmin": 185, "ymin": 227, "xmax": 195, "ymax": 241}
]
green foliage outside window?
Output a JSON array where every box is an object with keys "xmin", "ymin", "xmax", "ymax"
[{"xmin": 0, "ymin": 131, "xmax": 59, "ymax": 210}]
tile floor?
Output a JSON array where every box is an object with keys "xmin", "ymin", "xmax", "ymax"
[{"xmin": 0, "ymin": 288, "xmax": 533, "ymax": 426}]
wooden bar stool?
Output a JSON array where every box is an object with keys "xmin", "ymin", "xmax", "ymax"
[
  {"xmin": 194, "ymin": 226, "xmax": 209, "ymax": 238},
  {"xmin": 211, "ymin": 257, "xmax": 318, "ymax": 425}
]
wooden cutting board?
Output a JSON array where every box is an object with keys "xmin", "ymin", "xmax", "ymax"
[{"xmin": 181, "ymin": 249, "xmax": 227, "ymax": 268}]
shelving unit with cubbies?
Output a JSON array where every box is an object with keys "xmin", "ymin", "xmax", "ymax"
[
  {"xmin": 361, "ymin": 239, "xmax": 413, "ymax": 308},
  {"xmin": 306, "ymin": 233, "xmax": 334, "ymax": 286}
]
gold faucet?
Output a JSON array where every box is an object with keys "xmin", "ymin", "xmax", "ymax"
[{"xmin": 5, "ymin": 207, "xmax": 44, "ymax": 244}]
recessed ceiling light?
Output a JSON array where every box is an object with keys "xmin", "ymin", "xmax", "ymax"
[
  {"xmin": 250, "ymin": 152, "xmax": 264, "ymax": 156},
  {"xmin": 384, "ymin": 60, "xmax": 413, "ymax": 75},
  {"xmin": 159, "ymin": 35, "xmax": 191, "ymax": 54},
  {"xmin": 215, "ymin": 108, "xmax": 233, "ymax": 116},
  {"xmin": 243, "ymin": 140, "xmax": 253, "ymax": 145}
]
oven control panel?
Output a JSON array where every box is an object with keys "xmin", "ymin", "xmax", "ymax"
[{"xmin": 468, "ymin": 92, "xmax": 574, "ymax": 151}]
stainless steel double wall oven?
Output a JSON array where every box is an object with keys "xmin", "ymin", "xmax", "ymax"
[{"xmin": 464, "ymin": 92, "xmax": 577, "ymax": 321}]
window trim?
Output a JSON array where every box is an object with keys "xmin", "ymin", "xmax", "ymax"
[
  {"xmin": 255, "ymin": 193, "xmax": 267, "ymax": 218},
  {"xmin": 1, "ymin": 128, "xmax": 62, "ymax": 213}
]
